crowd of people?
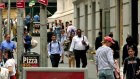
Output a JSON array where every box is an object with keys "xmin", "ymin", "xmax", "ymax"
[
  {"xmin": 1, "ymin": 13, "xmax": 140, "ymax": 79},
  {"xmin": 95, "ymin": 32, "xmax": 140, "ymax": 79}
]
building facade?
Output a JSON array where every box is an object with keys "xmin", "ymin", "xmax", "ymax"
[
  {"xmin": 2, "ymin": 0, "xmax": 57, "ymax": 19},
  {"xmin": 73, "ymin": 0, "xmax": 140, "ymax": 48},
  {"xmin": 48, "ymin": 0, "xmax": 74, "ymax": 26}
]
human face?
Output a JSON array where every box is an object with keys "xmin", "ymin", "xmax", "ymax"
[
  {"xmin": 61, "ymin": 30, "xmax": 65, "ymax": 35},
  {"xmin": 106, "ymin": 41, "xmax": 112, "ymax": 47},
  {"xmin": 128, "ymin": 48, "xmax": 135, "ymax": 57},
  {"xmin": 51, "ymin": 35, "xmax": 57, "ymax": 41},
  {"xmin": 6, "ymin": 35, "xmax": 11, "ymax": 41},
  {"xmin": 77, "ymin": 30, "xmax": 81, "ymax": 37}
]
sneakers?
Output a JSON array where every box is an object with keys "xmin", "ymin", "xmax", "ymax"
[{"xmin": 60, "ymin": 60, "xmax": 64, "ymax": 64}]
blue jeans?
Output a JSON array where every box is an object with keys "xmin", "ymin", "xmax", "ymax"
[{"xmin": 98, "ymin": 69, "xmax": 115, "ymax": 79}]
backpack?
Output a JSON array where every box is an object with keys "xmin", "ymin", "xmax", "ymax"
[
  {"xmin": 71, "ymin": 29, "xmax": 75, "ymax": 33},
  {"xmin": 50, "ymin": 42, "xmax": 60, "ymax": 52}
]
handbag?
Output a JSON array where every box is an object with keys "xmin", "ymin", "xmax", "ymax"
[
  {"xmin": 83, "ymin": 36, "xmax": 89, "ymax": 51},
  {"xmin": 31, "ymin": 39, "xmax": 38, "ymax": 48}
]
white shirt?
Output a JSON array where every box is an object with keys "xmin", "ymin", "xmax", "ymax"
[
  {"xmin": 0, "ymin": 67, "xmax": 9, "ymax": 79},
  {"xmin": 69, "ymin": 35, "xmax": 89, "ymax": 51},
  {"xmin": 4, "ymin": 59, "xmax": 16, "ymax": 76},
  {"xmin": 67, "ymin": 25, "xmax": 76, "ymax": 37}
]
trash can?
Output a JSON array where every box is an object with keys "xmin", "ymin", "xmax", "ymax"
[{"xmin": 21, "ymin": 52, "xmax": 40, "ymax": 67}]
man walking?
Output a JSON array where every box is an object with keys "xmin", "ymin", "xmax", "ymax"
[
  {"xmin": 47, "ymin": 28, "xmax": 54, "ymax": 43},
  {"xmin": 0, "ymin": 34, "xmax": 16, "ymax": 63},
  {"xmin": 69, "ymin": 29, "xmax": 89, "ymax": 68},
  {"xmin": 95, "ymin": 36, "xmax": 117, "ymax": 79},
  {"xmin": 95, "ymin": 31, "xmax": 102, "ymax": 50},
  {"xmin": 47, "ymin": 34, "xmax": 63, "ymax": 67}
]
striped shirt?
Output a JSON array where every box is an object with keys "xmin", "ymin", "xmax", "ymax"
[{"xmin": 95, "ymin": 45, "xmax": 115, "ymax": 71}]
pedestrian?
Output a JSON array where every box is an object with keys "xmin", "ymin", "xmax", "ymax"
[
  {"xmin": 0, "ymin": 34, "xmax": 16, "ymax": 63},
  {"xmin": 67, "ymin": 32, "xmax": 75, "ymax": 67},
  {"xmin": 25, "ymin": 13, "xmax": 31, "ymax": 32},
  {"xmin": 54, "ymin": 22, "xmax": 61, "ymax": 41},
  {"xmin": 59, "ymin": 30, "xmax": 67, "ymax": 63},
  {"xmin": 0, "ymin": 67, "xmax": 9, "ymax": 79},
  {"xmin": 47, "ymin": 34, "xmax": 63, "ymax": 67},
  {"xmin": 122, "ymin": 35, "xmax": 138, "ymax": 64},
  {"xmin": 123, "ymin": 46, "xmax": 140, "ymax": 79},
  {"xmin": 33, "ymin": 13, "xmax": 40, "ymax": 22},
  {"xmin": 24, "ymin": 31, "xmax": 32, "ymax": 52},
  {"xmin": 47, "ymin": 28, "xmax": 54, "ymax": 43},
  {"xmin": 95, "ymin": 31, "xmax": 102, "ymax": 50},
  {"xmin": 95, "ymin": 36, "xmax": 117, "ymax": 79},
  {"xmin": 4, "ymin": 49, "xmax": 17, "ymax": 79},
  {"xmin": 108, "ymin": 32, "xmax": 120, "ymax": 60},
  {"xmin": 69, "ymin": 29, "xmax": 89, "ymax": 68},
  {"xmin": 66, "ymin": 21, "xmax": 76, "ymax": 37}
]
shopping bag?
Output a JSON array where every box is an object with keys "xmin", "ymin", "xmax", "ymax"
[{"xmin": 31, "ymin": 39, "xmax": 38, "ymax": 48}]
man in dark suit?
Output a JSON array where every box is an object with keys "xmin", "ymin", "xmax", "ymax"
[
  {"xmin": 47, "ymin": 28, "xmax": 54, "ymax": 43},
  {"xmin": 95, "ymin": 31, "xmax": 102, "ymax": 50}
]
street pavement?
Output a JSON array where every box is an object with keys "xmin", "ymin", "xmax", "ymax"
[
  {"xmin": 14, "ymin": 37, "xmax": 97, "ymax": 79},
  {"xmin": 31, "ymin": 37, "xmax": 97, "ymax": 79}
]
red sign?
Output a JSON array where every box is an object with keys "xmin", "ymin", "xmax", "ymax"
[
  {"xmin": 16, "ymin": 0, "xmax": 25, "ymax": 8},
  {"xmin": 26, "ymin": 71, "xmax": 84, "ymax": 79},
  {"xmin": 0, "ymin": 3, "xmax": 5, "ymax": 9},
  {"xmin": 38, "ymin": 0, "xmax": 48, "ymax": 6}
]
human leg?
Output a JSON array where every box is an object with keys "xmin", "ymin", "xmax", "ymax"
[
  {"xmin": 81, "ymin": 51, "xmax": 87, "ymax": 68},
  {"xmin": 74, "ymin": 50, "xmax": 80, "ymax": 68}
]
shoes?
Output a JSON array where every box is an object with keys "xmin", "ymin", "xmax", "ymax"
[{"xmin": 60, "ymin": 60, "xmax": 64, "ymax": 64}]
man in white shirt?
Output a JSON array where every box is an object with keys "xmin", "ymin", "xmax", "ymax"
[
  {"xmin": 66, "ymin": 23, "xmax": 76, "ymax": 37},
  {"xmin": 69, "ymin": 29, "xmax": 89, "ymax": 68}
]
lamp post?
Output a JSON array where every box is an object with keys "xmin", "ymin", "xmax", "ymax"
[{"xmin": 7, "ymin": 0, "xmax": 11, "ymax": 34}]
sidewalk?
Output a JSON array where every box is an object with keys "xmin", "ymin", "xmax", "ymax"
[{"xmin": 13, "ymin": 37, "xmax": 97, "ymax": 79}]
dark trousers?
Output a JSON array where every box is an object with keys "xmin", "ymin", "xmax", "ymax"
[
  {"xmin": 50, "ymin": 54, "xmax": 61, "ymax": 67},
  {"xmin": 24, "ymin": 44, "xmax": 31, "ymax": 52},
  {"xmin": 74, "ymin": 50, "xmax": 87, "ymax": 68},
  {"xmin": 26, "ymin": 23, "xmax": 30, "ymax": 32}
]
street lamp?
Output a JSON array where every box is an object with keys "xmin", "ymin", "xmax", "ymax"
[{"xmin": 7, "ymin": 0, "xmax": 11, "ymax": 34}]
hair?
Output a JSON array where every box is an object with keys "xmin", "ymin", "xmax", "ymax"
[
  {"xmin": 126, "ymin": 35, "xmax": 134, "ymax": 43},
  {"xmin": 51, "ymin": 34, "xmax": 56, "ymax": 37},
  {"xmin": 128, "ymin": 45, "xmax": 135, "ymax": 51},
  {"xmin": 77, "ymin": 29, "xmax": 82, "ymax": 32},
  {"xmin": 4, "ymin": 34, "xmax": 10, "ymax": 38},
  {"xmin": 109, "ymin": 32, "xmax": 113, "ymax": 37},
  {"xmin": 98, "ymin": 31, "xmax": 102, "ymax": 36},
  {"xmin": 4, "ymin": 49, "xmax": 13, "ymax": 59}
]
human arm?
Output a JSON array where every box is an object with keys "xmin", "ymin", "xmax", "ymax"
[
  {"xmin": 47, "ymin": 43, "xmax": 51, "ymax": 56},
  {"xmin": 123, "ymin": 59, "xmax": 127, "ymax": 79},
  {"xmin": 107, "ymin": 49, "xmax": 115, "ymax": 69},
  {"xmin": 69, "ymin": 37, "xmax": 75, "ymax": 52}
]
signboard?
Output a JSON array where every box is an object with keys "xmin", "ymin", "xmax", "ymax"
[
  {"xmin": 0, "ymin": 3, "xmax": 5, "ymax": 9},
  {"xmin": 23, "ymin": 68, "xmax": 88, "ymax": 79},
  {"xmin": 22, "ymin": 53, "xmax": 40, "ymax": 67},
  {"xmin": 38, "ymin": 0, "xmax": 48, "ymax": 6},
  {"xmin": 16, "ymin": 0, "xmax": 25, "ymax": 8}
]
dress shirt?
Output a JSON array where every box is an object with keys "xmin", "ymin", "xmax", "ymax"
[
  {"xmin": 69, "ymin": 35, "xmax": 89, "ymax": 51},
  {"xmin": 0, "ymin": 40, "xmax": 16, "ymax": 52},
  {"xmin": 48, "ymin": 41, "xmax": 63, "ymax": 56}
]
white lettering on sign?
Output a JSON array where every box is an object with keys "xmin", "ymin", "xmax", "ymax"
[{"xmin": 23, "ymin": 57, "xmax": 38, "ymax": 64}]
